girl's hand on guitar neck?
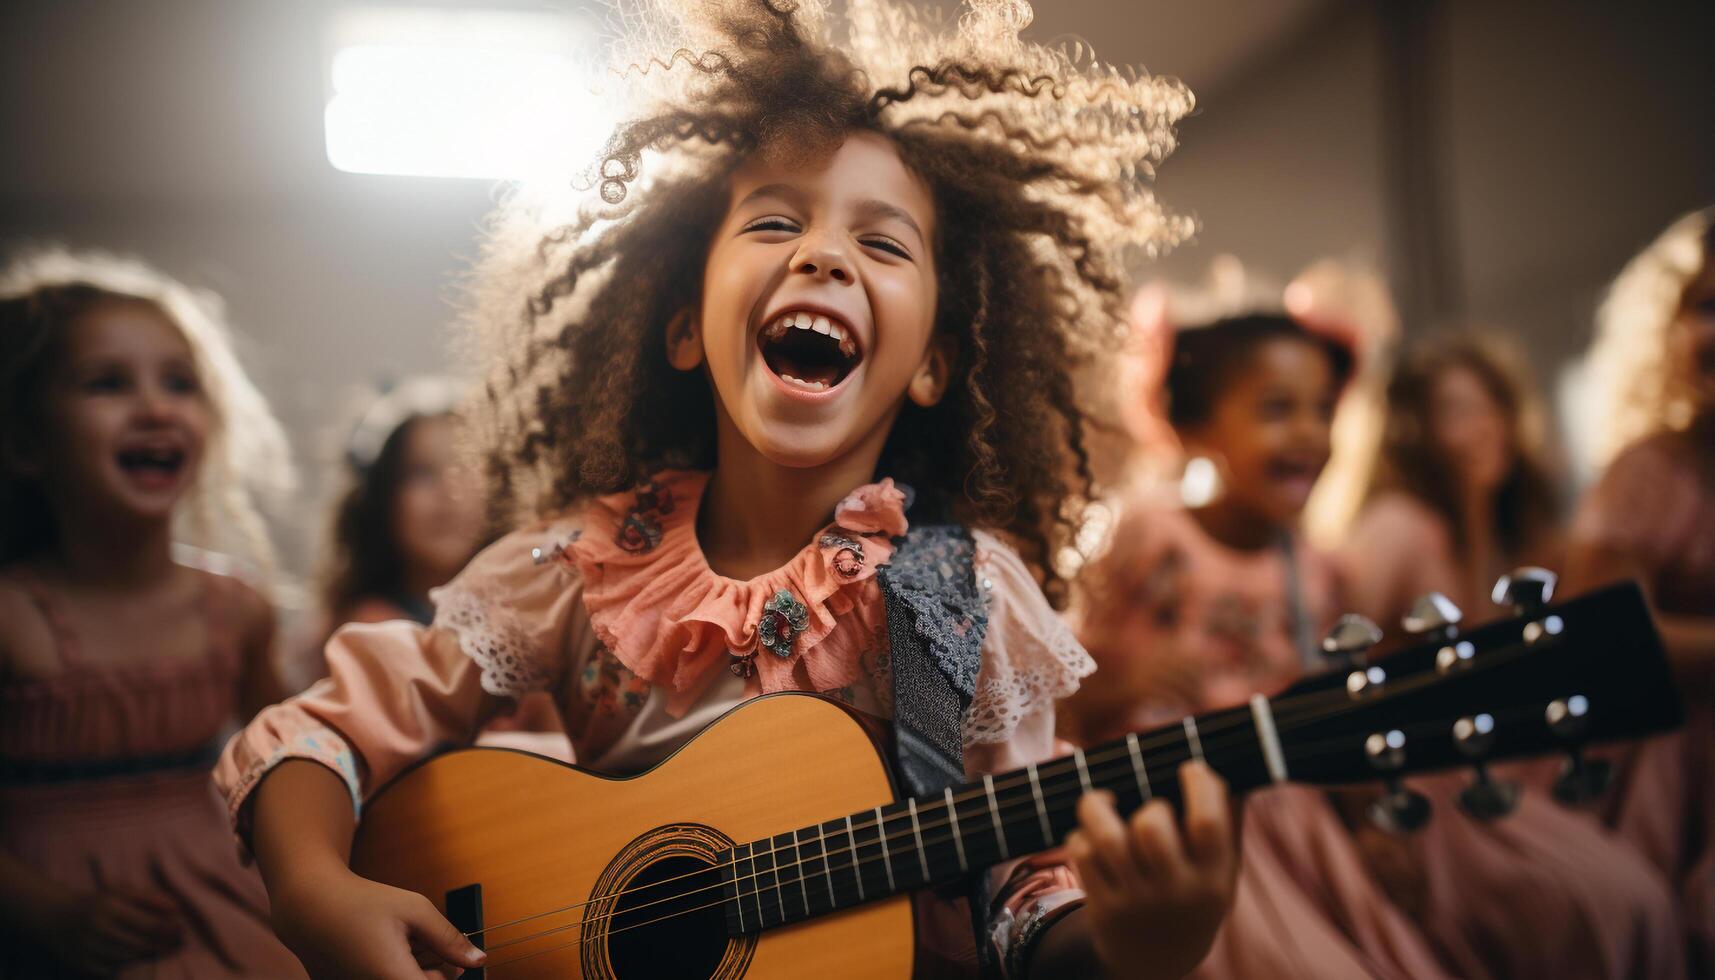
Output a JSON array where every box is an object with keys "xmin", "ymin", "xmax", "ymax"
[{"xmin": 1066, "ymin": 762, "xmax": 1237, "ymax": 980}]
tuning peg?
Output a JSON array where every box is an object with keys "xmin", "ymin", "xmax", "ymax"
[
  {"xmin": 1546, "ymin": 695, "xmax": 1614, "ymax": 806},
  {"xmin": 1402, "ymin": 592, "xmax": 1462, "ymax": 639},
  {"xmin": 1491, "ymin": 567, "xmax": 1556, "ymax": 614},
  {"xmin": 1452, "ymin": 713, "xmax": 1520, "ymax": 820},
  {"xmin": 1364, "ymin": 729, "xmax": 1432, "ymax": 832},
  {"xmin": 1323, "ymin": 614, "xmax": 1383, "ymax": 668}
]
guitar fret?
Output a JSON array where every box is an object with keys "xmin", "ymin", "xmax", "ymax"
[
  {"xmin": 984, "ymin": 774, "xmax": 1010, "ymax": 860},
  {"xmin": 945, "ymin": 787, "xmax": 969, "ymax": 873},
  {"xmin": 875, "ymin": 806, "xmax": 897, "ymax": 892},
  {"xmin": 733, "ymin": 843, "xmax": 749, "ymax": 933},
  {"xmin": 818, "ymin": 823, "xmax": 836, "ymax": 908},
  {"xmin": 773, "ymin": 833, "xmax": 789, "ymax": 916},
  {"xmin": 751, "ymin": 840, "xmax": 770, "ymax": 928},
  {"xmin": 1249, "ymin": 693, "xmax": 1289, "ymax": 783},
  {"xmin": 1183, "ymin": 716, "xmax": 1205, "ymax": 764},
  {"xmin": 1027, "ymin": 763, "xmax": 1052, "ymax": 846},
  {"xmin": 1127, "ymin": 732, "xmax": 1152, "ymax": 802},
  {"xmin": 907, "ymin": 798, "xmax": 930, "ymax": 882},
  {"xmin": 844, "ymin": 815, "xmax": 866, "ymax": 902},
  {"xmin": 1074, "ymin": 747, "xmax": 1093, "ymax": 795},
  {"xmin": 791, "ymin": 829, "xmax": 810, "ymax": 917}
]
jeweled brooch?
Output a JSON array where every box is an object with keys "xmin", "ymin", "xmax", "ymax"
[{"xmin": 757, "ymin": 589, "xmax": 809, "ymax": 659}]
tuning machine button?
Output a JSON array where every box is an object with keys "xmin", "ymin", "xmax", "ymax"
[
  {"xmin": 1364, "ymin": 729, "xmax": 1431, "ymax": 832},
  {"xmin": 1403, "ymin": 592, "xmax": 1462, "ymax": 639},
  {"xmin": 1546, "ymin": 695, "xmax": 1613, "ymax": 805},
  {"xmin": 1452, "ymin": 713, "xmax": 1520, "ymax": 820},
  {"xmin": 1323, "ymin": 617, "xmax": 1378, "ymax": 672},
  {"xmin": 1493, "ymin": 567, "xmax": 1565, "ymax": 643}
]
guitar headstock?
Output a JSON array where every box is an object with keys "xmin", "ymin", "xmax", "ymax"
[{"xmin": 1269, "ymin": 572, "xmax": 1681, "ymax": 826}]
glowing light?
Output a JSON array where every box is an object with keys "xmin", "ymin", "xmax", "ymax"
[{"xmin": 323, "ymin": 8, "xmax": 618, "ymax": 181}]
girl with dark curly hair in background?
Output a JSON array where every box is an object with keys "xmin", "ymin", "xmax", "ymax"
[{"xmin": 213, "ymin": 1, "xmax": 1237, "ymax": 976}]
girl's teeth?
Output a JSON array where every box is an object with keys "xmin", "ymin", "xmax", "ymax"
[
  {"xmin": 793, "ymin": 312, "xmax": 813, "ymax": 329},
  {"xmin": 812, "ymin": 316, "xmax": 832, "ymax": 335},
  {"xmin": 828, "ymin": 323, "xmax": 846, "ymax": 342},
  {"xmin": 779, "ymin": 373, "xmax": 828, "ymax": 392}
]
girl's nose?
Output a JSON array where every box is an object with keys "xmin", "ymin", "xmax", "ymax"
[{"xmin": 790, "ymin": 234, "xmax": 854, "ymax": 285}]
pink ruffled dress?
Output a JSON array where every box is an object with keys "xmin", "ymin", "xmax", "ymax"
[
  {"xmin": 1339, "ymin": 492, "xmax": 1685, "ymax": 980},
  {"xmin": 0, "ymin": 570, "xmax": 305, "ymax": 979},
  {"xmin": 1078, "ymin": 494, "xmax": 1682, "ymax": 980},
  {"xmin": 216, "ymin": 471, "xmax": 1094, "ymax": 976},
  {"xmin": 1572, "ymin": 431, "xmax": 1715, "ymax": 973}
]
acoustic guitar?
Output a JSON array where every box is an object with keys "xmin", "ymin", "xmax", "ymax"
[{"xmin": 350, "ymin": 576, "xmax": 1682, "ymax": 978}]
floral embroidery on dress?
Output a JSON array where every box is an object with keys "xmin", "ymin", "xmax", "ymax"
[
  {"xmin": 431, "ymin": 584, "xmax": 559, "ymax": 698},
  {"xmin": 615, "ymin": 479, "xmax": 676, "ymax": 553},
  {"xmin": 819, "ymin": 532, "xmax": 867, "ymax": 578},
  {"xmin": 757, "ymin": 589, "xmax": 809, "ymax": 658},
  {"xmin": 530, "ymin": 529, "xmax": 583, "ymax": 567}
]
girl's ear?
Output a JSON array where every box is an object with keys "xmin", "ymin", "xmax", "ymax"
[
  {"xmin": 665, "ymin": 309, "xmax": 705, "ymax": 371},
  {"xmin": 907, "ymin": 334, "xmax": 956, "ymax": 408}
]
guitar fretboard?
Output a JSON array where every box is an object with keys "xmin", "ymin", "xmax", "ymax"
[{"xmin": 717, "ymin": 697, "xmax": 1280, "ymax": 934}]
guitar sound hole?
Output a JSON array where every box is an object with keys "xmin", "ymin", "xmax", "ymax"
[{"xmin": 605, "ymin": 854, "xmax": 728, "ymax": 979}]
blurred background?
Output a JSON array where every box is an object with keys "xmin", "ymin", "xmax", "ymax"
[{"xmin": 3, "ymin": 0, "xmax": 1713, "ymax": 577}]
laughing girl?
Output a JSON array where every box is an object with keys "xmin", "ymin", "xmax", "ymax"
[{"xmin": 215, "ymin": 1, "xmax": 1236, "ymax": 977}]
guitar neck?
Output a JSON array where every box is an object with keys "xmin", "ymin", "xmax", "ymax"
[
  {"xmin": 719, "ymin": 582, "xmax": 1683, "ymax": 936},
  {"xmin": 717, "ymin": 698, "xmax": 1271, "ymax": 935}
]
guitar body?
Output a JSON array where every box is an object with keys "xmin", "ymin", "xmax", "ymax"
[{"xmin": 351, "ymin": 694, "xmax": 915, "ymax": 979}]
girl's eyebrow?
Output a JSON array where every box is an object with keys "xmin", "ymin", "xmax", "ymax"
[
  {"xmin": 855, "ymin": 199, "xmax": 925, "ymax": 242},
  {"xmin": 736, "ymin": 182, "xmax": 808, "ymax": 211}
]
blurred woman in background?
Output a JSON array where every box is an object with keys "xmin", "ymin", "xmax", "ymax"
[
  {"xmin": 1568, "ymin": 206, "xmax": 1715, "ymax": 974},
  {"xmin": 1344, "ymin": 332, "xmax": 1562, "ymax": 628}
]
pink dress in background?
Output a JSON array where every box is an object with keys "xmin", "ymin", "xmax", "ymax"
[
  {"xmin": 0, "ymin": 570, "xmax": 305, "ymax": 979},
  {"xmin": 216, "ymin": 471, "xmax": 1095, "ymax": 977},
  {"xmin": 1344, "ymin": 491, "xmax": 1685, "ymax": 980},
  {"xmin": 1573, "ymin": 431, "xmax": 1715, "ymax": 973}
]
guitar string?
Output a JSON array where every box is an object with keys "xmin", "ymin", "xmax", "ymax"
[
  {"xmin": 480, "ymin": 699, "xmax": 1554, "ymax": 971},
  {"xmin": 477, "ymin": 678, "xmax": 1553, "ymax": 959},
  {"xmin": 464, "ymin": 626, "xmax": 1553, "ymax": 945},
  {"xmin": 459, "ymin": 652, "xmax": 1403, "ymax": 943}
]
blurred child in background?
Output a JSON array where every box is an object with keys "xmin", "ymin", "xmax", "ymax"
[
  {"xmin": 317, "ymin": 377, "xmax": 567, "ymax": 750},
  {"xmin": 1569, "ymin": 205, "xmax": 1715, "ymax": 973},
  {"xmin": 0, "ymin": 249, "xmax": 304, "ymax": 977}
]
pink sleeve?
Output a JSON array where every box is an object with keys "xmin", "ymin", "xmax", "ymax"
[
  {"xmin": 965, "ymin": 531, "xmax": 1094, "ymax": 975},
  {"xmin": 213, "ymin": 516, "xmax": 588, "ymax": 846}
]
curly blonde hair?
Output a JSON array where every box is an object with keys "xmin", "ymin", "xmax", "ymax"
[
  {"xmin": 463, "ymin": 0, "xmax": 1193, "ymax": 606},
  {"xmin": 0, "ymin": 248, "xmax": 295, "ymax": 573},
  {"xmin": 1585, "ymin": 206, "xmax": 1715, "ymax": 467}
]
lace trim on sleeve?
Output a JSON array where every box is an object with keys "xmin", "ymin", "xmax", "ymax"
[
  {"xmin": 431, "ymin": 584, "xmax": 558, "ymax": 699},
  {"xmin": 962, "ymin": 538, "xmax": 1096, "ymax": 746}
]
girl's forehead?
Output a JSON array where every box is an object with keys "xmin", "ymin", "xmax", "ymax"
[
  {"xmin": 726, "ymin": 132, "xmax": 934, "ymax": 224},
  {"xmin": 67, "ymin": 300, "xmax": 193, "ymax": 362}
]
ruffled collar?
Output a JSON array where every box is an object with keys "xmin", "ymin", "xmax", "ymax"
[{"xmin": 570, "ymin": 470, "xmax": 909, "ymax": 716}]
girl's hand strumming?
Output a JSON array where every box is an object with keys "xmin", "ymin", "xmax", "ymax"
[
  {"xmin": 270, "ymin": 867, "xmax": 486, "ymax": 979},
  {"xmin": 1066, "ymin": 762, "xmax": 1238, "ymax": 980}
]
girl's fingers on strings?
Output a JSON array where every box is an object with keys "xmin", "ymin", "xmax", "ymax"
[
  {"xmin": 1065, "ymin": 829, "xmax": 1119, "ymax": 904},
  {"xmin": 1071, "ymin": 790, "xmax": 1131, "ymax": 891},
  {"xmin": 1177, "ymin": 761, "xmax": 1235, "ymax": 873},
  {"xmin": 403, "ymin": 893, "xmax": 488, "ymax": 971},
  {"xmin": 1128, "ymin": 798, "xmax": 1191, "ymax": 884}
]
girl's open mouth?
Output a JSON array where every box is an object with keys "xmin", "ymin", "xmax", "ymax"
[
  {"xmin": 116, "ymin": 446, "xmax": 187, "ymax": 488},
  {"xmin": 758, "ymin": 310, "xmax": 862, "ymax": 392}
]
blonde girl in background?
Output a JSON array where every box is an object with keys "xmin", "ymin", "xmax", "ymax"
[{"xmin": 0, "ymin": 248, "xmax": 304, "ymax": 977}]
